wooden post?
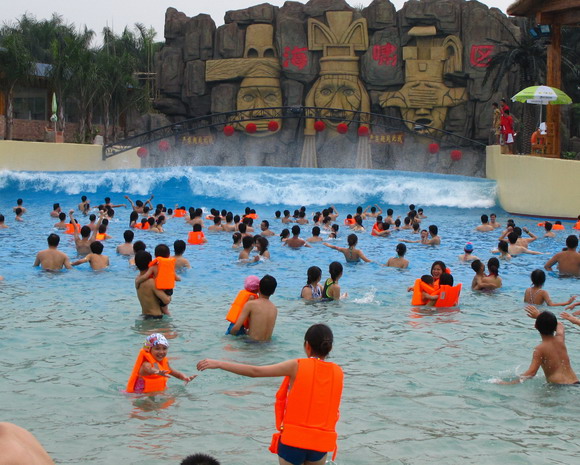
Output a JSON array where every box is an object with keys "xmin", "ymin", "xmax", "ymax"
[{"xmin": 546, "ymin": 24, "xmax": 561, "ymax": 157}]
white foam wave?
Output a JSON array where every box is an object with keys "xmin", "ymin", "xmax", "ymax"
[{"xmin": 0, "ymin": 167, "xmax": 497, "ymax": 208}]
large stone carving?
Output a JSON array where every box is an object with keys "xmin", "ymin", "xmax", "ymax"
[
  {"xmin": 184, "ymin": 15, "xmax": 215, "ymax": 61},
  {"xmin": 379, "ymin": 26, "xmax": 467, "ymax": 136},
  {"xmin": 207, "ymin": 24, "xmax": 282, "ymax": 136}
]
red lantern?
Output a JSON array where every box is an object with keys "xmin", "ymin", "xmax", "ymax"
[
  {"xmin": 136, "ymin": 147, "xmax": 148, "ymax": 158},
  {"xmin": 313, "ymin": 121, "xmax": 325, "ymax": 132},
  {"xmin": 158, "ymin": 140, "xmax": 170, "ymax": 152},
  {"xmin": 358, "ymin": 126, "xmax": 369, "ymax": 137},
  {"xmin": 267, "ymin": 121, "xmax": 279, "ymax": 131},
  {"xmin": 337, "ymin": 123, "xmax": 348, "ymax": 134},
  {"xmin": 245, "ymin": 123, "xmax": 257, "ymax": 134},
  {"xmin": 428, "ymin": 143, "xmax": 440, "ymax": 154},
  {"xmin": 223, "ymin": 125, "xmax": 235, "ymax": 136},
  {"xmin": 451, "ymin": 149, "xmax": 462, "ymax": 161}
]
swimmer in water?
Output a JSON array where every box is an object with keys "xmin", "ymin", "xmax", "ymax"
[
  {"xmin": 173, "ymin": 240, "xmax": 191, "ymax": 270},
  {"xmin": 543, "ymin": 221, "xmax": 556, "ymax": 238},
  {"xmin": 50, "ymin": 203, "xmax": 61, "ymax": 218},
  {"xmin": 475, "ymin": 214, "xmax": 494, "ymax": 232},
  {"xmin": 386, "ymin": 243, "xmax": 409, "ymax": 269},
  {"xmin": 71, "ymin": 241, "xmax": 109, "ymax": 270},
  {"xmin": 238, "ymin": 236, "xmax": 255, "ymax": 260},
  {"xmin": 12, "ymin": 199, "xmax": 27, "ymax": 215},
  {"xmin": 301, "ymin": 266, "xmax": 323, "ymax": 300},
  {"xmin": 124, "ymin": 195, "xmax": 153, "ymax": 214},
  {"xmin": 472, "ymin": 258, "xmax": 502, "ymax": 290},
  {"xmin": 253, "ymin": 236, "xmax": 270, "ymax": 261},
  {"xmin": 232, "ymin": 232, "xmax": 242, "ymax": 249},
  {"xmin": 53, "ymin": 212, "xmax": 67, "ymax": 229},
  {"xmin": 14, "ymin": 208, "xmax": 24, "ymax": 222},
  {"xmin": 524, "ymin": 269, "xmax": 576, "ymax": 307},
  {"xmin": 498, "ymin": 305, "xmax": 579, "ymax": 385},
  {"xmin": 496, "ymin": 240, "xmax": 512, "ymax": 260},
  {"xmin": 284, "ymin": 226, "xmax": 312, "ymax": 248},
  {"xmin": 78, "ymin": 196, "xmax": 90, "ymax": 214},
  {"xmin": 227, "ymin": 275, "xmax": 278, "ymax": 342},
  {"xmin": 0, "ymin": 214, "xmax": 7, "ymax": 229},
  {"xmin": 489, "ymin": 213, "xmax": 501, "ymax": 229},
  {"xmin": 458, "ymin": 242, "xmax": 479, "ymax": 262},
  {"xmin": 322, "ymin": 262, "xmax": 348, "ymax": 301},
  {"xmin": 134, "ymin": 251, "xmax": 169, "ymax": 318},
  {"xmin": 281, "ymin": 210, "xmax": 293, "ymax": 224},
  {"xmin": 117, "ymin": 230, "xmax": 135, "ymax": 256},
  {"xmin": 364, "ymin": 204, "xmax": 383, "ymax": 218},
  {"xmin": 401, "ymin": 229, "xmax": 429, "ymax": 245},
  {"xmin": 260, "ymin": 220, "xmax": 275, "ymax": 237},
  {"xmin": 544, "ymin": 235, "xmax": 580, "ymax": 277},
  {"xmin": 323, "ymin": 234, "xmax": 371, "ymax": 263},
  {"xmin": 33, "ymin": 234, "xmax": 72, "ymax": 271}
]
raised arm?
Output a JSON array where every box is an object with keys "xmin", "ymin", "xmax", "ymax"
[
  {"xmin": 197, "ymin": 358, "xmax": 298, "ymax": 379},
  {"xmin": 69, "ymin": 210, "xmax": 80, "ymax": 240},
  {"xmin": 124, "ymin": 195, "xmax": 136, "ymax": 209}
]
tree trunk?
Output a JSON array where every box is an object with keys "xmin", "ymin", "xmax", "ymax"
[{"xmin": 6, "ymin": 84, "xmax": 15, "ymax": 141}]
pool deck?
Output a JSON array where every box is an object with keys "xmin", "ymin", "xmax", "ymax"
[{"xmin": 486, "ymin": 145, "xmax": 580, "ymax": 220}]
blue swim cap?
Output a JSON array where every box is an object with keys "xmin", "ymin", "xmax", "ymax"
[{"xmin": 464, "ymin": 242, "xmax": 474, "ymax": 252}]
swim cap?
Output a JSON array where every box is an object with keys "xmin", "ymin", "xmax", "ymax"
[
  {"xmin": 244, "ymin": 275, "xmax": 260, "ymax": 293},
  {"xmin": 144, "ymin": 333, "xmax": 168, "ymax": 348},
  {"xmin": 464, "ymin": 242, "xmax": 474, "ymax": 252}
]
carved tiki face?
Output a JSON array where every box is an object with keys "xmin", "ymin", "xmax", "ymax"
[
  {"xmin": 313, "ymin": 74, "xmax": 363, "ymax": 127},
  {"xmin": 237, "ymin": 77, "xmax": 282, "ymax": 135}
]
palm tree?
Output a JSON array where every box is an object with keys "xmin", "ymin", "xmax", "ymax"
[{"xmin": 0, "ymin": 24, "xmax": 35, "ymax": 140}]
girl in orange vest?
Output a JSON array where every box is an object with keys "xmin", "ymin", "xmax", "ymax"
[
  {"xmin": 197, "ymin": 324, "xmax": 343, "ymax": 465},
  {"xmin": 225, "ymin": 275, "xmax": 260, "ymax": 335},
  {"xmin": 126, "ymin": 333, "xmax": 195, "ymax": 394}
]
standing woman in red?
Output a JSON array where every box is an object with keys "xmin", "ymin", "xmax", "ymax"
[{"xmin": 197, "ymin": 324, "xmax": 344, "ymax": 465}]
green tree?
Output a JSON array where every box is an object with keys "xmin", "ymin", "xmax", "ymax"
[{"xmin": 0, "ymin": 23, "xmax": 35, "ymax": 140}]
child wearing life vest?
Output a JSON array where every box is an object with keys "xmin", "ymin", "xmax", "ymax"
[
  {"xmin": 188, "ymin": 223, "xmax": 207, "ymax": 245},
  {"xmin": 126, "ymin": 333, "xmax": 195, "ymax": 394},
  {"xmin": 135, "ymin": 244, "xmax": 180, "ymax": 316},
  {"xmin": 197, "ymin": 323, "xmax": 343, "ymax": 464},
  {"xmin": 225, "ymin": 275, "xmax": 260, "ymax": 335}
]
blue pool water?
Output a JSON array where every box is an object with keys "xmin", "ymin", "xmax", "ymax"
[{"xmin": 0, "ymin": 166, "xmax": 578, "ymax": 465}]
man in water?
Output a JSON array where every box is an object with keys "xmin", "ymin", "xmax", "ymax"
[
  {"xmin": 284, "ymin": 225, "xmax": 312, "ymax": 248},
  {"xmin": 228, "ymin": 275, "xmax": 278, "ymax": 342},
  {"xmin": 71, "ymin": 241, "xmax": 109, "ymax": 270},
  {"xmin": 70, "ymin": 210, "xmax": 102, "ymax": 255},
  {"xmin": 545, "ymin": 235, "xmax": 580, "ymax": 277},
  {"xmin": 0, "ymin": 422, "xmax": 55, "ymax": 465},
  {"xmin": 116, "ymin": 230, "xmax": 135, "ymax": 256},
  {"xmin": 475, "ymin": 214, "xmax": 494, "ymax": 232},
  {"xmin": 500, "ymin": 305, "xmax": 579, "ymax": 385},
  {"xmin": 33, "ymin": 234, "xmax": 72, "ymax": 271},
  {"xmin": 134, "ymin": 250, "xmax": 171, "ymax": 319},
  {"xmin": 259, "ymin": 220, "xmax": 275, "ymax": 237},
  {"xmin": 0, "ymin": 214, "xmax": 8, "ymax": 229},
  {"xmin": 12, "ymin": 199, "xmax": 27, "ymax": 215}
]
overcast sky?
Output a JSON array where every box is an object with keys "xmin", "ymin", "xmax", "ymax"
[{"xmin": 3, "ymin": 0, "xmax": 515, "ymax": 42}]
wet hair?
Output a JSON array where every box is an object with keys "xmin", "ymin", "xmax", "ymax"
[
  {"xmin": 283, "ymin": 210, "xmax": 290, "ymax": 217},
  {"xmin": 431, "ymin": 261, "xmax": 446, "ymax": 274},
  {"xmin": 133, "ymin": 240, "xmax": 146, "ymax": 253},
  {"xmin": 292, "ymin": 225, "xmax": 301, "ymax": 236},
  {"xmin": 98, "ymin": 224, "xmax": 107, "ymax": 234},
  {"xmin": 329, "ymin": 261, "xmax": 343, "ymax": 280},
  {"xmin": 355, "ymin": 215, "xmax": 363, "ymax": 226},
  {"xmin": 242, "ymin": 235, "xmax": 254, "ymax": 249},
  {"xmin": 174, "ymin": 239, "xmax": 186, "ymax": 255},
  {"xmin": 409, "ymin": 204, "xmax": 415, "ymax": 211},
  {"xmin": 312, "ymin": 226, "xmax": 321, "ymax": 236},
  {"xmin": 15, "ymin": 207, "xmax": 22, "ymax": 215},
  {"xmin": 306, "ymin": 266, "xmax": 322, "ymax": 285},
  {"xmin": 53, "ymin": 203, "xmax": 60, "ymax": 211},
  {"xmin": 387, "ymin": 208, "xmax": 393, "ymax": 216},
  {"xmin": 498, "ymin": 240, "xmax": 509, "ymax": 253},
  {"xmin": 59, "ymin": 212, "xmax": 66, "ymax": 221},
  {"xmin": 531, "ymin": 269, "xmax": 546, "ymax": 287},
  {"xmin": 440, "ymin": 273, "xmax": 454, "ymax": 286},
  {"xmin": 136, "ymin": 200, "xmax": 144, "ymax": 207},
  {"xmin": 233, "ymin": 214, "xmax": 240, "ymax": 224},
  {"xmin": 104, "ymin": 197, "xmax": 111, "ymax": 204},
  {"xmin": 80, "ymin": 226, "xmax": 91, "ymax": 238},
  {"xmin": 156, "ymin": 216, "xmax": 165, "ymax": 225},
  {"xmin": 135, "ymin": 250, "xmax": 152, "ymax": 271},
  {"xmin": 107, "ymin": 208, "xmax": 115, "ymax": 218},
  {"xmin": 154, "ymin": 244, "xmax": 170, "ymax": 258},
  {"xmin": 280, "ymin": 228, "xmax": 290, "ymax": 240},
  {"xmin": 259, "ymin": 274, "xmax": 277, "ymax": 296},
  {"xmin": 396, "ymin": 243, "xmax": 406, "ymax": 256},
  {"xmin": 275, "ymin": 210, "xmax": 281, "ymax": 218},
  {"xmin": 256, "ymin": 236, "xmax": 269, "ymax": 255},
  {"xmin": 238, "ymin": 223, "xmax": 247, "ymax": 234},
  {"xmin": 412, "ymin": 222, "xmax": 420, "ymax": 232},
  {"xmin": 376, "ymin": 215, "xmax": 383, "ymax": 222},
  {"xmin": 147, "ymin": 217, "xmax": 155, "ymax": 226},
  {"xmin": 102, "ymin": 218, "xmax": 109, "ymax": 226},
  {"xmin": 232, "ymin": 232, "xmax": 241, "ymax": 244},
  {"xmin": 403, "ymin": 217, "xmax": 411, "ymax": 226},
  {"xmin": 313, "ymin": 214, "xmax": 320, "ymax": 223},
  {"xmin": 180, "ymin": 453, "xmax": 221, "ymax": 465},
  {"xmin": 418, "ymin": 208, "xmax": 423, "ymax": 213},
  {"xmin": 471, "ymin": 260, "xmax": 483, "ymax": 273},
  {"xmin": 140, "ymin": 218, "xmax": 148, "ymax": 228},
  {"xmin": 243, "ymin": 217, "xmax": 253, "ymax": 227},
  {"xmin": 535, "ymin": 311, "xmax": 557, "ymax": 335},
  {"xmin": 394, "ymin": 219, "xmax": 401, "ymax": 227},
  {"xmin": 428, "ymin": 224, "xmax": 438, "ymax": 235},
  {"xmin": 213, "ymin": 216, "xmax": 221, "ymax": 225},
  {"xmin": 47, "ymin": 233, "xmax": 60, "ymax": 247},
  {"xmin": 331, "ymin": 224, "xmax": 339, "ymax": 233},
  {"xmin": 370, "ymin": 206, "xmax": 377, "ymax": 213},
  {"xmin": 507, "ymin": 232, "xmax": 519, "ymax": 244},
  {"xmin": 90, "ymin": 241, "xmax": 104, "ymax": 254},
  {"xmin": 261, "ymin": 220, "xmax": 269, "ymax": 229},
  {"xmin": 123, "ymin": 230, "xmax": 134, "ymax": 243},
  {"xmin": 226, "ymin": 212, "xmax": 233, "ymax": 223},
  {"xmin": 487, "ymin": 257, "xmax": 500, "ymax": 276},
  {"xmin": 566, "ymin": 235, "xmax": 578, "ymax": 249},
  {"xmin": 347, "ymin": 234, "xmax": 358, "ymax": 247},
  {"xmin": 305, "ymin": 323, "xmax": 333, "ymax": 358},
  {"xmin": 89, "ymin": 214, "xmax": 96, "ymax": 222},
  {"xmin": 0, "ymin": 215, "xmax": 4, "ymax": 223},
  {"xmin": 420, "ymin": 274, "xmax": 434, "ymax": 285},
  {"xmin": 544, "ymin": 221, "xmax": 553, "ymax": 232},
  {"xmin": 481, "ymin": 214, "xmax": 489, "ymax": 224},
  {"xmin": 513, "ymin": 226, "xmax": 523, "ymax": 237},
  {"xmin": 220, "ymin": 209, "xmax": 227, "ymax": 217},
  {"xmin": 381, "ymin": 222, "xmax": 390, "ymax": 230},
  {"xmin": 17, "ymin": 198, "xmax": 23, "ymax": 205},
  {"xmin": 129, "ymin": 211, "xmax": 139, "ymax": 224}
]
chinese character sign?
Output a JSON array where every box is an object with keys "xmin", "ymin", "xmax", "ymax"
[
  {"xmin": 372, "ymin": 44, "xmax": 398, "ymax": 67},
  {"xmin": 470, "ymin": 45, "xmax": 494, "ymax": 68},
  {"xmin": 283, "ymin": 46, "xmax": 308, "ymax": 70},
  {"xmin": 369, "ymin": 133, "xmax": 404, "ymax": 144}
]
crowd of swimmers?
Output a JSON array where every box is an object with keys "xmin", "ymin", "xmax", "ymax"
[{"xmin": 2, "ymin": 195, "xmax": 580, "ymax": 465}]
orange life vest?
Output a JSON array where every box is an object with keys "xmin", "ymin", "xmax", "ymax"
[
  {"xmin": 131, "ymin": 222, "xmax": 139, "ymax": 229},
  {"xmin": 344, "ymin": 218, "xmax": 355, "ymax": 226},
  {"xmin": 188, "ymin": 231, "xmax": 205, "ymax": 245},
  {"xmin": 149, "ymin": 257, "xmax": 176, "ymax": 289},
  {"xmin": 270, "ymin": 358, "xmax": 343, "ymax": 459},
  {"xmin": 574, "ymin": 221, "xmax": 580, "ymax": 230},
  {"xmin": 173, "ymin": 209, "xmax": 186, "ymax": 218},
  {"xmin": 411, "ymin": 279, "xmax": 435, "ymax": 306},
  {"xmin": 64, "ymin": 223, "xmax": 81, "ymax": 234},
  {"xmin": 96, "ymin": 233, "xmax": 106, "ymax": 240},
  {"xmin": 225, "ymin": 289, "xmax": 258, "ymax": 328},
  {"xmin": 245, "ymin": 213, "xmax": 258, "ymax": 220},
  {"xmin": 434, "ymin": 284, "xmax": 462, "ymax": 308},
  {"xmin": 553, "ymin": 224, "xmax": 565, "ymax": 230},
  {"xmin": 126, "ymin": 348, "xmax": 170, "ymax": 393},
  {"xmin": 371, "ymin": 223, "xmax": 381, "ymax": 236}
]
